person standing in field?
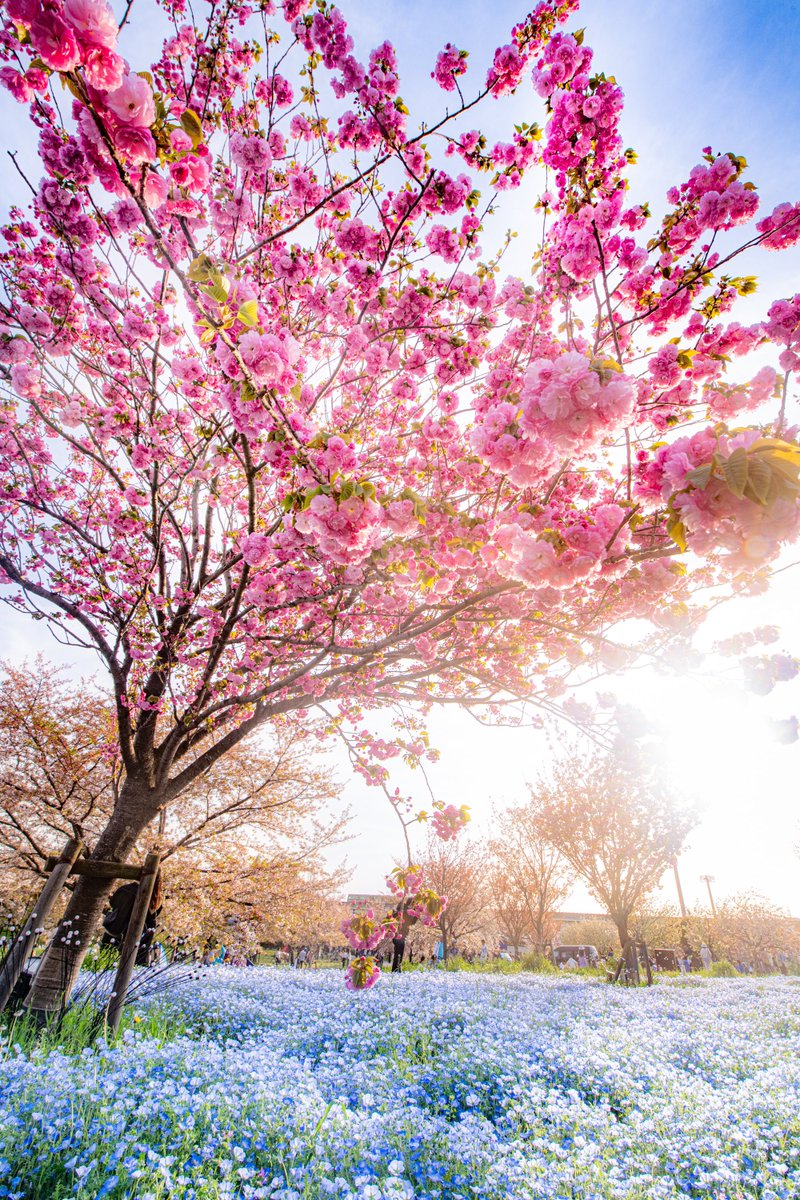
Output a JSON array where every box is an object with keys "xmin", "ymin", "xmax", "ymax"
[
  {"xmin": 391, "ymin": 932, "xmax": 405, "ymax": 973},
  {"xmin": 100, "ymin": 872, "xmax": 163, "ymax": 966}
]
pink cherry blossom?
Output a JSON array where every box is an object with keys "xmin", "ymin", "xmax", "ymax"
[
  {"xmin": 1, "ymin": 0, "xmax": 799, "ymax": 997},
  {"xmin": 432, "ymin": 43, "xmax": 467, "ymax": 92},
  {"xmin": 83, "ymin": 46, "xmax": 125, "ymax": 90},
  {"xmin": 240, "ymin": 533, "xmax": 273, "ymax": 568},
  {"xmin": 63, "ymin": 0, "xmax": 118, "ymax": 49},
  {"xmin": 30, "ymin": 11, "xmax": 81, "ymax": 71},
  {"xmin": 105, "ymin": 72, "xmax": 156, "ymax": 126}
]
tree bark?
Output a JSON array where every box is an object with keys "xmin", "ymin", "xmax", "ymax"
[{"xmin": 24, "ymin": 780, "xmax": 162, "ymax": 1017}]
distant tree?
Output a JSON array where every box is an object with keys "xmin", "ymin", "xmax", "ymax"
[
  {"xmin": 413, "ymin": 836, "xmax": 489, "ymax": 959},
  {"xmin": 629, "ymin": 901, "xmax": 683, "ymax": 951},
  {"xmin": 534, "ymin": 750, "xmax": 696, "ymax": 958},
  {"xmin": 490, "ymin": 804, "xmax": 574, "ymax": 951},
  {"xmin": 712, "ymin": 892, "xmax": 800, "ymax": 968},
  {"xmin": 164, "ymin": 846, "xmax": 349, "ymax": 956},
  {"xmin": 487, "ymin": 866, "xmax": 533, "ymax": 955},
  {"xmin": 559, "ymin": 917, "xmax": 619, "ymax": 958},
  {"xmin": 0, "ymin": 658, "xmax": 118, "ymax": 878}
]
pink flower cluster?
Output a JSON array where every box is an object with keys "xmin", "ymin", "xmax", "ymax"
[
  {"xmin": 430, "ymin": 803, "xmax": 470, "ymax": 841},
  {"xmin": 756, "ymin": 201, "xmax": 800, "ymax": 251},
  {"xmin": 765, "ymin": 294, "xmax": 800, "ymax": 372},
  {"xmin": 240, "ymin": 533, "xmax": 273, "ymax": 569},
  {"xmin": 5, "ymin": 0, "xmax": 118, "ymax": 77},
  {"xmin": 492, "ymin": 510, "xmax": 629, "ymax": 598},
  {"xmin": 638, "ymin": 428, "xmax": 800, "ymax": 570},
  {"xmin": 539, "ymin": 56, "xmax": 624, "ymax": 180},
  {"xmin": 3, "ymin": 0, "xmax": 160, "ymax": 166},
  {"xmin": 341, "ymin": 911, "xmax": 388, "ymax": 952},
  {"xmin": 294, "ymin": 493, "xmax": 384, "ymax": 565},
  {"xmin": 663, "ymin": 154, "xmax": 759, "ymax": 248},
  {"xmin": 237, "ymin": 330, "xmax": 299, "ymax": 388},
  {"xmin": 230, "ymin": 133, "xmax": 273, "ymax": 182},
  {"xmin": 293, "ymin": 9, "xmax": 406, "ymax": 146},
  {"xmin": 532, "ymin": 31, "xmax": 591, "ymax": 97},
  {"xmin": 431, "ymin": 43, "xmax": 468, "ymax": 92},
  {"xmin": 469, "ymin": 399, "xmax": 557, "ymax": 487},
  {"xmin": 519, "ymin": 353, "xmax": 636, "ymax": 451},
  {"xmin": 344, "ymin": 956, "xmax": 381, "ymax": 991},
  {"xmin": 387, "ymin": 865, "xmax": 425, "ymax": 896},
  {"xmin": 704, "ymin": 367, "xmax": 776, "ymax": 421}
]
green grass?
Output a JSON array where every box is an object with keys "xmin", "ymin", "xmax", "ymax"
[{"xmin": 0, "ymin": 1000, "xmax": 186, "ymax": 1057}]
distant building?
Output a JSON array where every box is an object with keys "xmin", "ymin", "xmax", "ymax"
[{"xmin": 551, "ymin": 911, "xmax": 608, "ymax": 929}]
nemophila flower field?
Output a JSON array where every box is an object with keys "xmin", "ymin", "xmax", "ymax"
[{"xmin": 1, "ymin": 972, "xmax": 799, "ymax": 1200}]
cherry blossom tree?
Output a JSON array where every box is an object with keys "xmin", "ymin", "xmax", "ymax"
[
  {"xmin": 412, "ymin": 834, "xmax": 490, "ymax": 959},
  {"xmin": 533, "ymin": 748, "xmax": 696, "ymax": 952},
  {"xmin": 163, "ymin": 845, "xmax": 348, "ymax": 956},
  {"xmin": 0, "ymin": 0, "xmax": 799, "ymax": 1006},
  {"xmin": 487, "ymin": 866, "xmax": 534, "ymax": 956},
  {"xmin": 0, "ymin": 657, "xmax": 342, "ymax": 876},
  {"xmin": 490, "ymin": 801, "xmax": 573, "ymax": 950},
  {"xmin": 709, "ymin": 892, "xmax": 800, "ymax": 969},
  {"xmin": 0, "ymin": 658, "xmax": 118, "ymax": 878}
]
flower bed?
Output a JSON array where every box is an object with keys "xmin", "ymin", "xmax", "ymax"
[{"xmin": 1, "ymin": 972, "xmax": 799, "ymax": 1199}]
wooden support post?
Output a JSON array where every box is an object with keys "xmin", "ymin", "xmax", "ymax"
[
  {"xmin": 43, "ymin": 856, "xmax": 143, "ymax": 881},
  {"xmin": 0, "ymin": 837, "xmax": 83, "ymax": 1013},
  {"xmin": 105, "ymin": 850, "xmax": 161, "ymax": 1037}
]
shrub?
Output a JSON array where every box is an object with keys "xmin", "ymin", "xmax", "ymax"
[
  {"xmin": 519, "ymin": 952, "xmax": 557, "ymax": 974},
  {"xmin": 710, "ymin": 960, "xmax": 739, "ymax": 978}
]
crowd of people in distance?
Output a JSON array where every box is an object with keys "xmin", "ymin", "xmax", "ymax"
[
  {"xmin": 87, "ymin": 880, "xmax": 800, "ymax": 980},
  {"xmin": 274, "ymin": 944, "xmax": 315, "ymax": 967}
]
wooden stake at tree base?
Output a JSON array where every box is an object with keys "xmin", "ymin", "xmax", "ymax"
[
  {"xmin": 0, "ymin": 837, "xmax": 83, "ymax": 1013},
  {"xmin": 105, "ymin": 850, "xmax": 161, "ymax": 1037}
]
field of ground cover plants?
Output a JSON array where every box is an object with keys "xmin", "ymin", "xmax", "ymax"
[{"xmin": 1, "ymin": 970, "xmax": 799, "ymax": 1200}]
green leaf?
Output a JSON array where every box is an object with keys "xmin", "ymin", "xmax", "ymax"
[
  {"xmin": 205, "ymin": 274, "xmax": 231, "ymax": 303},
  {"xmin": 685, "ymin": 463, "xmax": 713, "ymax": 490},
  {"xmin": 744, "ymin": 455, "xmax": 772, "ymax": 505},
  {"xmin": 667, "ymin": 517, "xmax": 687, "ymax": 552},
  {"xmin": 180, "ymin": 109, "xmax": 204, "ymax": 148},
  {"xmin": 237, "ymin": 299, "xmax": 259, "ymax": 328},
  {"xmin": 188, "ymin": 254, "xmax": 215, "ymax": 282},
  {"xmin": 721, "ymin": 447, "xmax": 748, "ymax": 498}
]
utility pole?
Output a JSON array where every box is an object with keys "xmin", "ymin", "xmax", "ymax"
[
  {"xmin": 700, "ymin": 874, "xmax": 717, "ymax": 917},
  {"xmin": 672, "ymin": 857, "xmax": 688, "ymax": 918}
]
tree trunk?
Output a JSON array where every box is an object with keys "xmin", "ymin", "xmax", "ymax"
[
  {"xmin": 534, "ymin": 911, "xmax": 546, "ymax": 954},
  {"xmin": 24, "ymin": 780, "xmax": 162, "ymax": 1017},
  {"xmin": 615, "ymin": 916, "xmax": 639, "ymax": 985}
]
